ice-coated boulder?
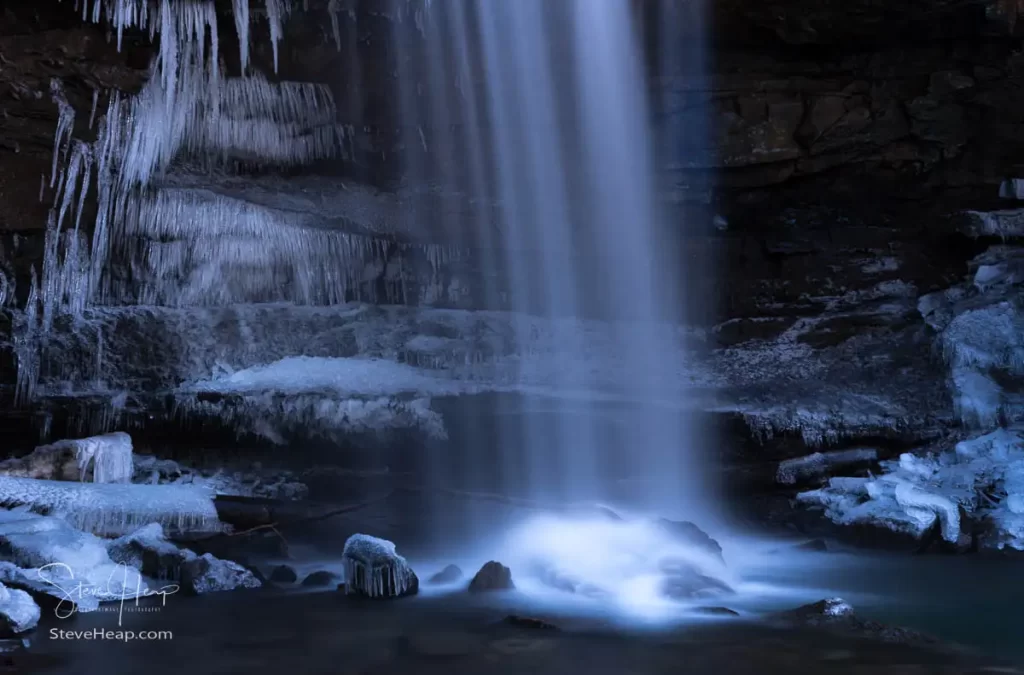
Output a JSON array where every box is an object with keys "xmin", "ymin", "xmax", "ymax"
[
  {"xmin": 340, "ymin": 534, "xmax": 418, "ymax": 598},
  {"xmin": 468, "ymin": 561, "xmax": 514, "ymax": 593},
  {"xmin": 179, "ymin": 553, "xmax": 262, "ymax": 595},
  {"xmin": 0, "ymin": 583, "xmax": 40, "ymax": 636},
  {"xmin": 0, "ymin": 433, "xmax": 133, "ymax": 484}
]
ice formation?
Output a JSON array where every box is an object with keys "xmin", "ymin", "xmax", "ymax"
[
  {"xmin": 0, "ymin": 509, "xmax": 149, "ymax": 602},
  {"xmin": 341, "ymin": 534, "xmax": 418, "ymax": 598},
  {"xmin": 0, "ymin": 583, "xmax": 41, "ymax": 635},
  {"xmin": 0, "ymin": 476, "xmax": 222, "ymax": 538},
  {"xmin": 34, "ymin": 432, "xmax": 134, "ymax": 484},
  {"xmin": 798, "ymin": 427, "xmax": 1024, "ymax": 549},
  {"xmin": 775, "ymin": 449, "xmax": 878, "ymax": 486}
]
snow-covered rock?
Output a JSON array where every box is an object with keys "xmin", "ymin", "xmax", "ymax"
[
  {"xmin": 341, "ymin": 534, "xmax": 418, "ymax": 598},
  {"xmin": 0, "ymin": 583, "xmax": 40, "ymax": 636},
  {"xmin": 179, "ymin": 553, "xmax": 262, "ymax": 595},
  {"xmin": 107, "ymin": 523, "xmax": 196, "ymax": 581},
  {"xmin": 798, "ymin": 427, "xmax": 1024, "ymax": 549},
  {"xmin": 133, "ymin": 456, "xmax": 309, "ymax": 501},
  {"xmin": 0, "ymin": 432, "xmax": 133, "ymax": 484}
]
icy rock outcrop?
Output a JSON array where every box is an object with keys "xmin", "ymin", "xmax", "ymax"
[
  {"xmin": 468, "ymin": 561, "xmax": 515, "ymax": 593},
  {"xmin": 0, "ymin": 510, "xmax": 147, "ymax": 604},
  {"xmin": 133, "ymin": 456, "xmax": 309, "ymax": 501},
  {"xmin": 0, "ymin": 583, "xmax": 40, "ymax": 636},
  {"xmin": 340, "ymin": 534, "xmax": 419, "ymax": 599},
  {"xmin": 0, "ymin": 476, "xmax": 222, "ymax": 538},
  {"xmin": 775, "ymin": 449, "xmax": 878, "ymax": 486},
  {"xmin": 107, "ymin": 523, "xmax": 196, "ymax": 582},
  {"xmin": 179, "ymin": 553, "xmax": 262, "ymax": 595},
  {"xmin": 798, "ymin": 428, "xmax": 1024, "ymax": 549},
  {"xmin": 0, "ymin": 432, "xmax": 133, "ymax": 484}
]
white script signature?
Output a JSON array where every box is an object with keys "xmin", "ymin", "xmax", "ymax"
[{"xmin": 36, "ymin": 562, "xmax": 180, "ymax": 625}]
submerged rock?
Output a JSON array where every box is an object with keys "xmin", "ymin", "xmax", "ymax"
[
  {"xmin": 468, "ymin": 561, "xmax": 514, "ymax": 592},
  {"xmin": 180, "ymin": 553, "xmax": 262, "ymax": 595},
  {"xmin": 0, "ymin": 583, "xmax": 40, "ymax": 636},
  {"xmin": 269, "ymin": 565, "xmax": 297, "ymax": 584},
  {"xmin": 654, "ymin": 519, "xmax": 725, "ymax": 565},
  {"xmin": 301, "ymin": 570, "xmax": 340, "ymax": 587},
  {"xmin": 341, "ymin": 534, "xmax": 418, "ymax": 598},
  {"xmin": 658, "ymin": 558, "xmax": 733, "ymax": 600},
  {"xmin": 427, "ymin": 564, "xmax": 463, "ymax": 585},
  {"xmin": 107, "ymin": 523, "xmax": 195, "ymax": 581},
  {"xmin": 694, "ymin": 606, "xmax": 740, "ymax": 617}
]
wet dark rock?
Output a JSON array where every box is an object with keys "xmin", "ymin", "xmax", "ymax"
[
  {"xmin": 695, "ymin": 606, "xmax": 740, "ymax": 617},
  {"xmin": 426, "ymin": 564, "xmax": 463, "ymax": 585},
  {"xmin": 770, "ymin": 598, "xmax": 939, "ymax": 646},
  {"xmin": 468, "ymin": 561, "xmax": 514, "ymax": 593},
  {"xmin": 659, "ymin": 559, "xmax": 734, "ymax": 601},
  {"xmin": 268, "ymin": 565, "xmax": 297, "ymax": 584},
  {"xmin": 179, "ymin": 553, "xmax": 263, "ymax": 595},
  {"xmin": 502, "ymin": 615, "xmax": 560, "ymax": 631},
  {"xmin": 301, "ymin": 570, "xmax": 340, "ymax": 587},
  {"xmin": 654, "ymin": 519, "xmax": 726, "ymax": 565},
  {"xmin": 794, "ymin": 539, "xmax": 829, "ymax": 552},
  {"xmin": 107, "ymin": 524, "xmax": 194, "ymax": 582}
]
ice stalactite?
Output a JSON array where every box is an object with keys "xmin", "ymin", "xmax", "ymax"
[
  {"xmin": 65, "ymin": 432, "xmax": 134, "ymax": 484},
  {"xmin": 48, "ymin": 80, "xmax": 75, "ymax": 189},
  {"xmin": 232, "ymin": 0, "xmax": 251, "ymax": 71},
  {"xmin": 264, "ymin": 0, "xmax": 288, "ymax": 73}
]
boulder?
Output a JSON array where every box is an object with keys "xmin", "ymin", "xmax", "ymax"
[
  {"xmin": 468, "ymin": 561, "xmax": 514, "ymax": 593},
  {"xmin": 300, "ymin": 570, "xmax": 340, "ymax": 587},
  {"xmin": 268, "ymin": 565, "xmax": 297, "ymax": 584},
  {"xmin": 0, "ymin": 433, "xmax": 133, "ymax": 484},
  {"xmin": 658, "ymin": 558, "xmax": 734, "ymax": 601},
  {"xmin": 0, "ymin": 583, "xmax": 40, "ymax": 636},
  {"xmin": 340, "ymin": 534, "xmax": 418, "ymax": 598},
  {"xmin": 179, "ymin": 553, "xmax": 262, "ymax": 595},
  {"xmin": 654, "ymin": 519, "xmax": 725, "ymax": 565},
  {"xmin": 107, "ymin": 523, "xmax": 196, "ymax": 581},
  {"xmin": 426, "ymin": 564, "xmax": 463, "ymax": 585}
]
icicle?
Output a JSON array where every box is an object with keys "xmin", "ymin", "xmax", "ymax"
[
  {"xmin": 328, "ymin": 0, "xmax": 342, "ymax": 51},
  {"xmin": 49, "ymin": 80, "xmax": 75, "ymax": 189},
  {"xmin": 232, "ymin": 0, "xmax": 251, "ymax": 71},
  {"xmin": 88, "ymin": 88, "xmax": 99, "ymax": 129},
  {"xmin": 264, "ymin": 0, "xmax": 286, "ymax": 73}
]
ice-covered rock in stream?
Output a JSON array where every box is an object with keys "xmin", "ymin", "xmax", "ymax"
[
  {"xmin": 179, "ymin": 553, "xmax": 261, "ymax": 595},
  {"xmin": 0, "ymin": 509, "xmax": 148, "ymax": 602},
  {"xmin": 107, "ymin": 524, "xmax": 196, "ymax": 582},
  {"xmin": 798, "ymin": 427, "xmax": 1024, "ymax": 549},
  {"xmin": 0, "ymin": 476, "xmax": 222, "ymax": 538},
  {"xmin": 5, "ymin": 432, "xmax": 134, "ymax": 484},
  {"xmin": 341, "ymin": 534, "xmax": 419, "ymax": 598},
  {"xmin": 0, "ymin": 583, "xmax": 40, "ymax": 636}
]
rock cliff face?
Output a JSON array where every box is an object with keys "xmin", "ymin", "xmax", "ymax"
[{"xmin": 0, "ymin": 0, "xmax": 1023, "ymax": 543}]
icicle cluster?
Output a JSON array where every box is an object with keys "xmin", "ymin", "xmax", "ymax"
[{"xmin": 341, "ymin": 534, "xmax": 418, "ymax": 598}]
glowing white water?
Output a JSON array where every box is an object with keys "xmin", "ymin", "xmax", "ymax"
[{"xmin": 402, "ymin": 1, "xmax": 708, "ymax": 521}]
